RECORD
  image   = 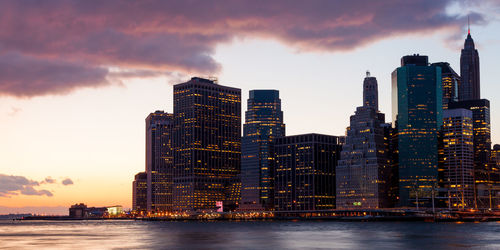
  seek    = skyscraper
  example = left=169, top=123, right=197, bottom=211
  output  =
left=489, top=145, right=500, bottom=208
left=392, top=54, right=443, bottom=207
left=460, top=26, right=480, bottom=101
left=449, top=99, right=491, bottom=208
left=173, top=77, right=241, bottom=212
left=274, top=134, right=343, bottom=211
left=132, top=172, right=147, bottom=213
left=240, top=90, right=285, bottom=211
left=145, top=111, right=174, bottom=212
left=336, top=73, right=394, bottom=209
left=441, top=109, right=474, bottom=209
left=431, top=62, right=460, bottom=109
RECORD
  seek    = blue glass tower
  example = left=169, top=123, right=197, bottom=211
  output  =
left=392, top=55, right=442, bottom=208
left=240, top=90, right=285, bottom=211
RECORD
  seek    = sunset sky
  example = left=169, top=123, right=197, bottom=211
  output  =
left=1, top=0, right=500, bottom=214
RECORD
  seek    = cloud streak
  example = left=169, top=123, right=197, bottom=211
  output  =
left=0, top=0, right=494, bottom=97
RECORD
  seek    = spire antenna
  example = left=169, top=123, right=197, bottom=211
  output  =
left=468, top=15, right=470, bottom=35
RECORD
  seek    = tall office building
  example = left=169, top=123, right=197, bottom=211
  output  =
left=240, top=90, right=285, bottom=211
left=431, top=62, right=460, bottom=109
left=392, top=54, right=443, bottom=207
left=274, top=134, right=343, bottom=211
left=336, top=73, right=394, bottom=209
left=449, top=99, right=491, bottom=208
left=441, top=109, right=474, bottom=209
left=460, top=27, right=480, bottom=101
left=146, top=111, right=174, bottom=212
left=173, top=77, right=241, bottom=212
left=132, top=172, right=148, bottom=213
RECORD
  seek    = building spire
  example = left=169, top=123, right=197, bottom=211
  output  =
left=468, top=15, right=470, bottom=35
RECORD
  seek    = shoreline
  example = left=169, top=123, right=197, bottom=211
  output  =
left=15, top=215, right=500, bottom=223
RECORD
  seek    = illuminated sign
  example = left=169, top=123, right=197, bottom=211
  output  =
left=216, top=201, right=223, bottom=212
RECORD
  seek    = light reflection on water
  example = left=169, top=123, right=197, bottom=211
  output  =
left=1, top=220, right=500, bottom=249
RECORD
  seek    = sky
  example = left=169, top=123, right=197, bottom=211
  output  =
left=1, top=0, right=500, bottom=215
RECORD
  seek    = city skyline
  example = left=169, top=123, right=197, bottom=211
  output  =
left=2, top=0, right=500, bottom=214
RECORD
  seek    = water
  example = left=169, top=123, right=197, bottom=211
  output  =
left=1, top=220, right=500, bottom=249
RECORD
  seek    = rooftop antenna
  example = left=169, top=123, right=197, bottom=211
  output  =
left=366, top=70, right=370, bottom=77
left=208, top=76, right=218, bottom=84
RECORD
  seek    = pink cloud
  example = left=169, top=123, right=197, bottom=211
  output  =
left=0, top=0, right=492, bottom=97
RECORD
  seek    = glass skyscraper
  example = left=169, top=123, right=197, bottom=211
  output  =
left=172, top=77, right=241, bottom=212
left=145, top=111, right=174, bottom=212
left=240, top=90, right=285, bottom=211
left=392, top=54, right=443, bottom=208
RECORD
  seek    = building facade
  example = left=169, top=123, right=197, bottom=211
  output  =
left=363, top=72, right=379, bottom=110
left=460, top=29, right=480, bottom=101
left=240, top=90, right=285, bottom=211
left=449, top=99, right=491, bottom=208
left=145, top=111, right=174, bottom=212
left=336, top=73, right=394, bottom=209
left=132, top=172, right=148, bottom=213
left=392, top=54, right=443, bottom=207
left=173, top=77, right=241, bottom=212
left=489, top=145, right=500, bottom=209
left=441, top=109, right=474, bottom=209
left=274, top=134, right=343, bottom=211
left=431, top=62, right=460, bottom=110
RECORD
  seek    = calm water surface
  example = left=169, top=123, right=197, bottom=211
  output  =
left=1, top=220, right=500, bottom=249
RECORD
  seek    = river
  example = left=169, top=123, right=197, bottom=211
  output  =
left=1, top=220, right=499, bottom=249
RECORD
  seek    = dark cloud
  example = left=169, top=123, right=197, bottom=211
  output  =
left=0, top=174, right=53, bottom=197
left=0, top=52, right=109, bottom=97
left=62, top=178, right=74, bottom=186
left=0, top=0, right=494, bottom=97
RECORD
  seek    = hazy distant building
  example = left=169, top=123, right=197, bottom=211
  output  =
left=173, top=77, right=241, bottom=212
left=449, top=99, right=491, bottom=208
left=274, top=134, right=343, bottom=211
left=460, top=28, right=480, bottom=101
left=146, top=111, right=174, bottom=212
left=336, top=73, right=394, bottom=209
left=240, top=90, right=285, bottom=211
left=432, top=62, right=460, bottom=109
left=441, top=109, right=474, bottom=209
left=132, top=172, right=147, bottom=213
left=392, top=54, right=443, bottom=207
